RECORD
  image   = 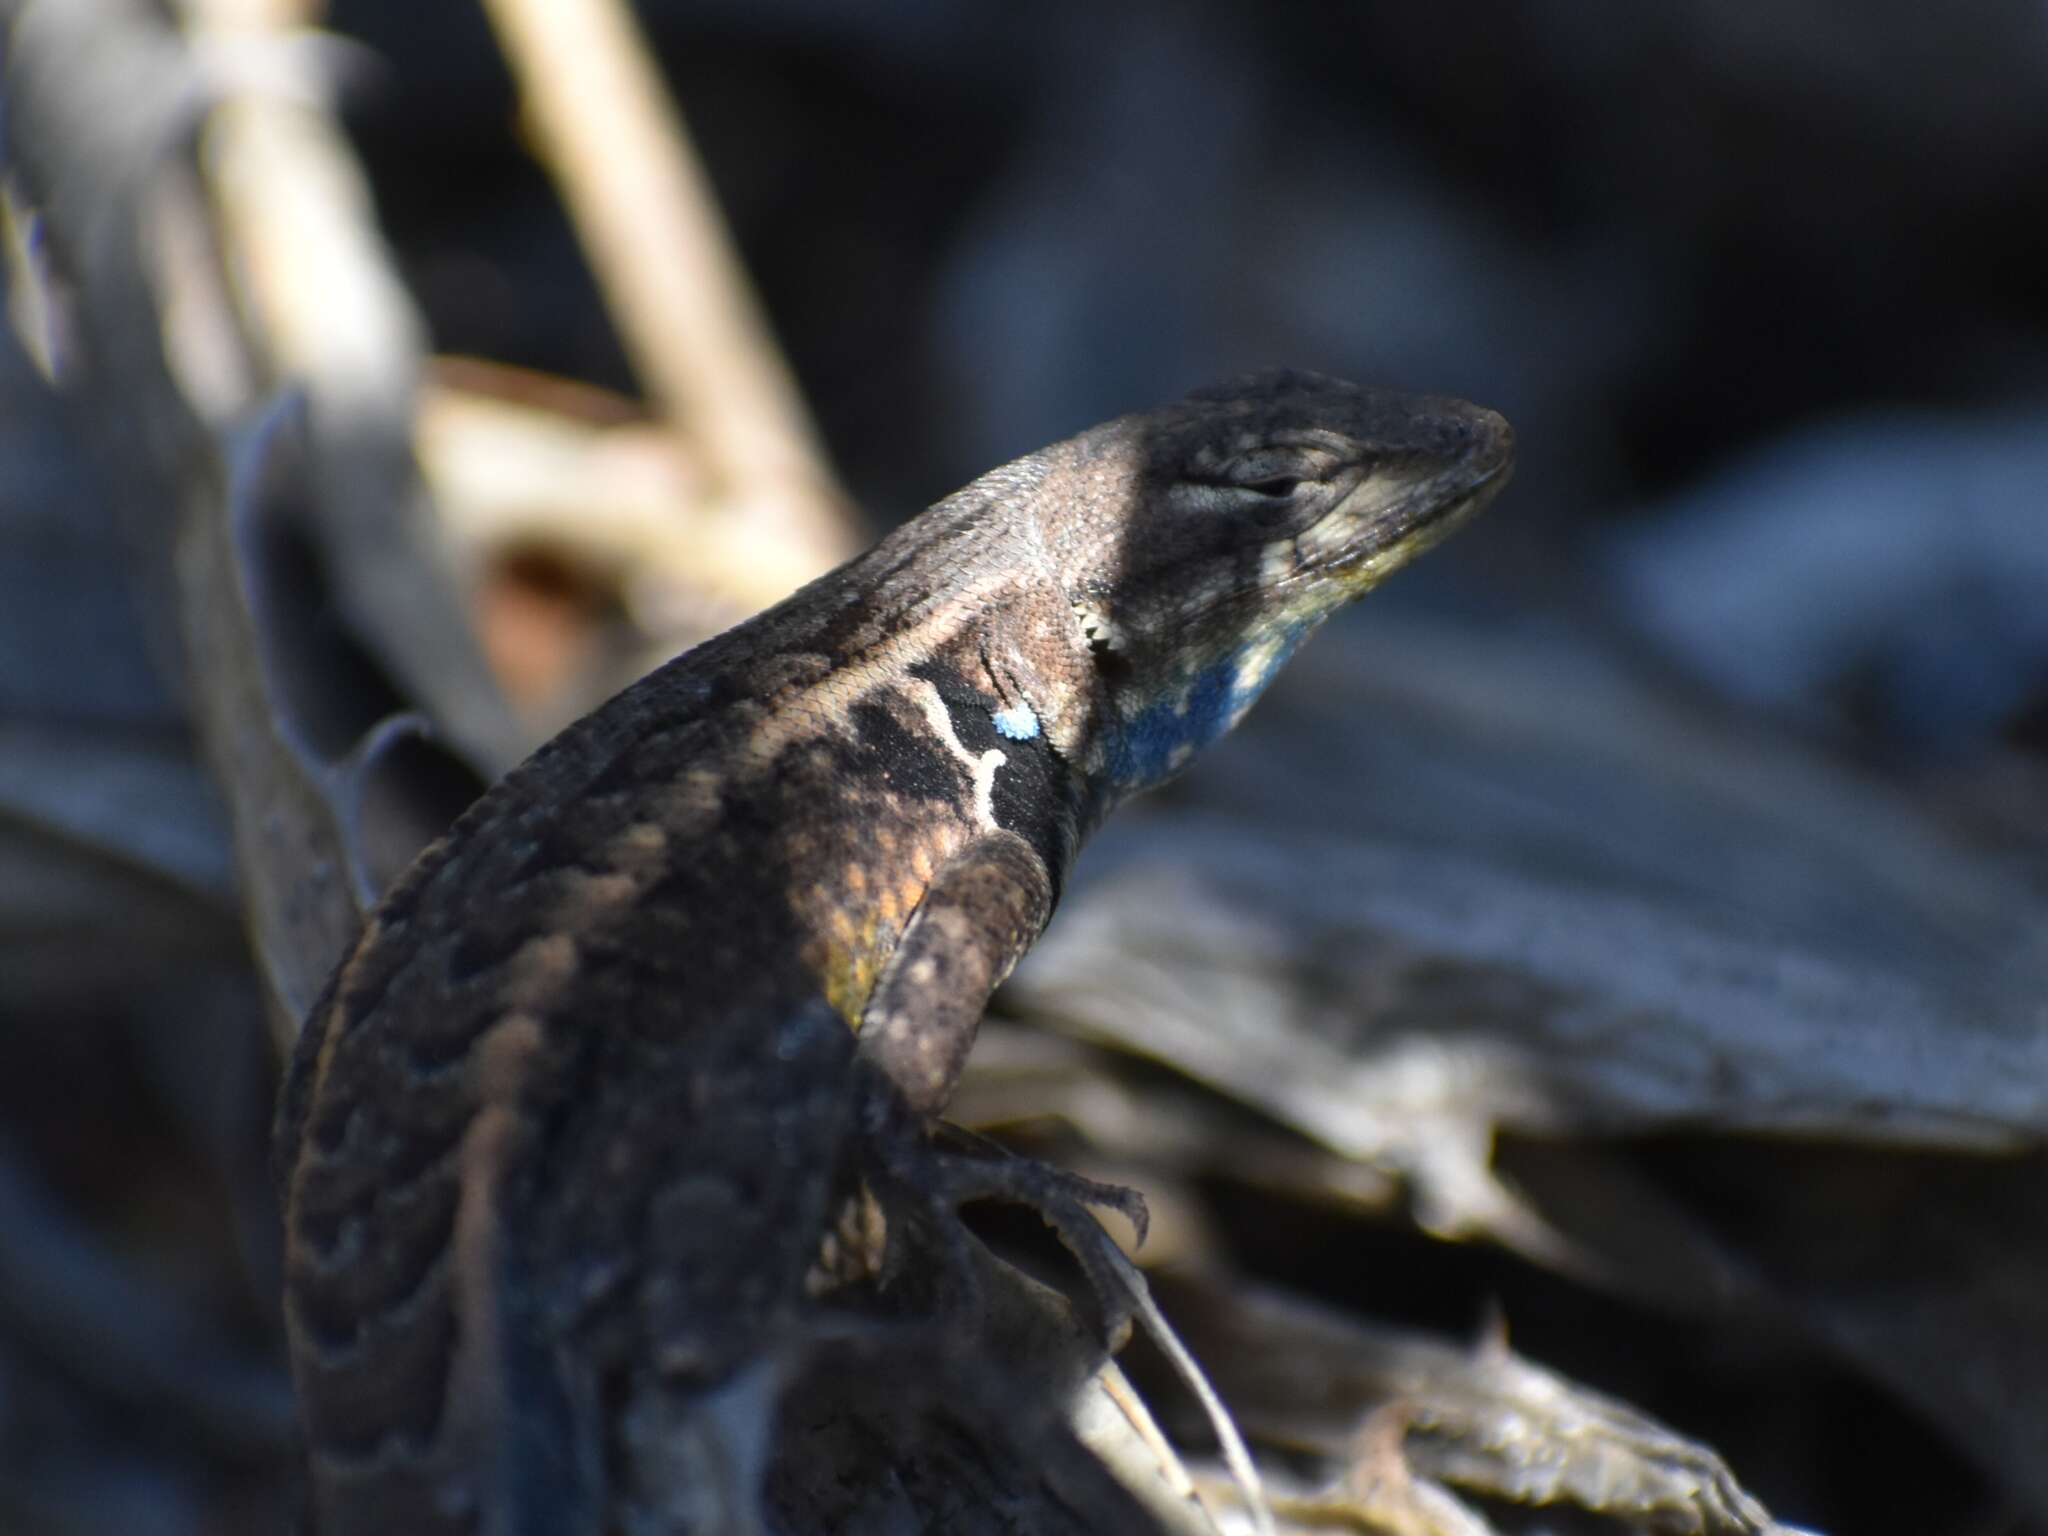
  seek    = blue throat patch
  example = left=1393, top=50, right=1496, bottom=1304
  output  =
left=1103, top=622, right=1313, bottom=793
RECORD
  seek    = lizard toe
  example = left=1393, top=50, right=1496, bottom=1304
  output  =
left=874, top=1122, right=1149, bottom=1348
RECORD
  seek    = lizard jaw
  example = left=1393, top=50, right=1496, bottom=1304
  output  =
left=1290, top=405, right=1515, bottom=599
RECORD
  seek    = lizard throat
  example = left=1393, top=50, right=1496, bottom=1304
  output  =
left=1094, top=619, right=1317, bottom=796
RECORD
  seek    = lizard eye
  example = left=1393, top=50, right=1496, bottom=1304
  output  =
left=1218, top=443, right=1337, bottom=497
left=1166, top=448, right=1332, bottom=519
left=1241, top=476, right=1303, bottom=498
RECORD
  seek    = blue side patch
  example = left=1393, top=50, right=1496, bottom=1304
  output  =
left=991, top=702, right=1040, bottom=740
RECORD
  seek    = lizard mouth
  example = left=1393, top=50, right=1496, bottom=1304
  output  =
left=1287, top=407, right=1514, bottom=593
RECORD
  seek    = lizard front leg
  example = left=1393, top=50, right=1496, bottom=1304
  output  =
left=853, top=828, right=1147, bottom=1334
left=858, top=828, right=1049, bottom=1122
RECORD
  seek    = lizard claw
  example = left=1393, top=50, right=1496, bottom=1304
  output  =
left=931, top=1121, right=1150, bottom=1246
left=866, top=1116, right=1150, bottom=1347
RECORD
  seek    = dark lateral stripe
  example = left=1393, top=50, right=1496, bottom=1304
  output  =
left=847, top=694, right=974, bottom=805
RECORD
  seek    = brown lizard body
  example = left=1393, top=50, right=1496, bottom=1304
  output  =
left=274, top=370, right=1513, bottom=1533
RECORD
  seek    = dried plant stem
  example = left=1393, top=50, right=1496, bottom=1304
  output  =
left=479, top=0, right=856, bottom=567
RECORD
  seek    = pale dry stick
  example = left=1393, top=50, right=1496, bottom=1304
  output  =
left=3, top=0, right=521, bottom=1038
left=1103, top=1246, right=1276, bottom=1536
left=174, top=0, right=526, bottom=776
left=479, top=0, right=859, bottom=590
left=186, top=0, right=315, bottom=27
left=3, top=0, right=349, bottom=1033
left=416, top=363, right=818, bottom=720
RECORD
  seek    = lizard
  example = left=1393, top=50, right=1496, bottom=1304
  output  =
left=273, top=368, right=1514, bottom=1535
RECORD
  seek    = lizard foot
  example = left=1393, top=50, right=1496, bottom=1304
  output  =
left=867, top=1116, right=1149, bottom=1347
left=854, top=1107, right=1276, bottom=1536
left=867, top=1123, right=1277, bottom=1536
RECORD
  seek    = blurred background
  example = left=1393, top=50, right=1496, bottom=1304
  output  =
left=353, top=0, right=2048, bottom=698
left=4, top=0, right=2048, bottom=1532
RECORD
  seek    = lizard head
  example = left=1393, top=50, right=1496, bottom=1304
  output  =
left=1052, top=368, right=1513, bottom=801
